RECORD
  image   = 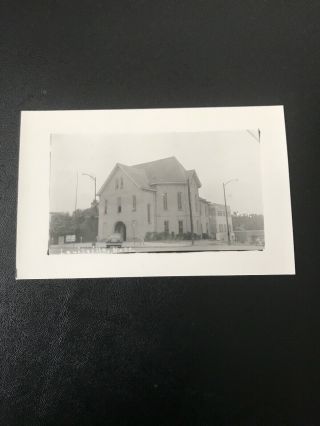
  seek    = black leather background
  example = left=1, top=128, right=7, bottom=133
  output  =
left=1, top=1, right=320, bottom=425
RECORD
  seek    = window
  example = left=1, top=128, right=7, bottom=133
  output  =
left=104, top=200, right=108, bottom=214
left=132, top=195, right=136, bottom=211
left=163, top=193, right=168, bottom=210
left=115, top=179, right=119, bottom=190
left=164, top=220, right=169, bottom=234
left=120, top=177, right=123, bottom=189
left=147, top=204, right=151, bottom=224
left=219, top=224, right=223, bottom=232
left=117, top=197, right=121, bottom=213
left=177, top=192, right=182, bottom=210
left=178, top=220, right=183, bottom=234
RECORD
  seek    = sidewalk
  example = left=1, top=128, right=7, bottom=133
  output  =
left=50, top=239, right=247, bottom=248
left=49, top=239, right=264, bottom=254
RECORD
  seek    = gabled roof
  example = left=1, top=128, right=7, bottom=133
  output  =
left=118, top=163, right=151, bottom=189
left=97, top=163, right=153, bottom=195
left=134, top=156, right=189, bottom=185
left=97, top=156, right=202, bottom=195
left=186, top=169, right=202, bottom=188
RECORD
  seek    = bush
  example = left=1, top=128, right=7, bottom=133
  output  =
left=145, top=231, right=171, bottom=241
left=145, top=232, right=201, bottom=241
left=145, top=232, right=157, bottom=241
left=182, top=232, right=200, bottom=240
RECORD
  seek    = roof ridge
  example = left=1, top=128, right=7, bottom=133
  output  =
left=132, top=156, right=177, bottom=168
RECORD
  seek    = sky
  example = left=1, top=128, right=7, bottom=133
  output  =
left=50, top=130, right=263, bottom=215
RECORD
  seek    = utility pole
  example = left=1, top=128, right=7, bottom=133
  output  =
left=222, top=179, right=238, bottom=245
left=82, top=173, right=97, bottom=202
left=187, top=177, right=195, bottom=245
left=74, top=171, right=78, bottom=213
left=223, top=182, right=231, bottom=245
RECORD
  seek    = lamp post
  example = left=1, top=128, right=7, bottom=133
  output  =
left=82, top=173, right=97, bottom=202
left=222, top=179, right=238, bottom=245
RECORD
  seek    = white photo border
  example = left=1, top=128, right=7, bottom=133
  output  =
left=16, top=106, right=295, bottom=279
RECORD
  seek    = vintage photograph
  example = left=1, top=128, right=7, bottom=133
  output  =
left=16, top=107, right=295, bottom=278
left=49, top=130, right=264, bottom=254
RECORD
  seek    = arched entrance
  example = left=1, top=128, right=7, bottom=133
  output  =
left=114, top=221, right=126, bottom=241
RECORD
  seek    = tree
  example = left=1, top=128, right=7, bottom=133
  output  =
left=49, top=203, right=99, bottom=244
left=49, top=212, right=75, bottom=243
left=232, top=213, right=264, bottom=231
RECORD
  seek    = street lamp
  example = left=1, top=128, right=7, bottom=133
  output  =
left=82, top=173, right=97, bottom=203
left=222, top=179, right=238, bottom=245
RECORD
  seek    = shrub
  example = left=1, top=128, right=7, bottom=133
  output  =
left=145, top=232, right=158, bottom=241
left=145, top=231, right=201, bottom=241
left=182, top=232, right=200, bottom=240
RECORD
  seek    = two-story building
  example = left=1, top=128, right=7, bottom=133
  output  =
left=97, top=156, right=233, bottom=242
left=97, top=157, right=209, bottom=241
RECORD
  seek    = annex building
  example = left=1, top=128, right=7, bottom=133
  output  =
left=97, top=157, right=233, bottom=242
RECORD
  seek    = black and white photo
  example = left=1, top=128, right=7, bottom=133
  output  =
left=49, top=131, right=265, bottom=254
left=16, top=106, right=295, bottom=278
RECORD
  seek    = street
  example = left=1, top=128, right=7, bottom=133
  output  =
left=48, top=240, right=264, bottom=254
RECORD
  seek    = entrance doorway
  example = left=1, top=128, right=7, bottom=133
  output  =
left=114, top=221, right=126, bottom=241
